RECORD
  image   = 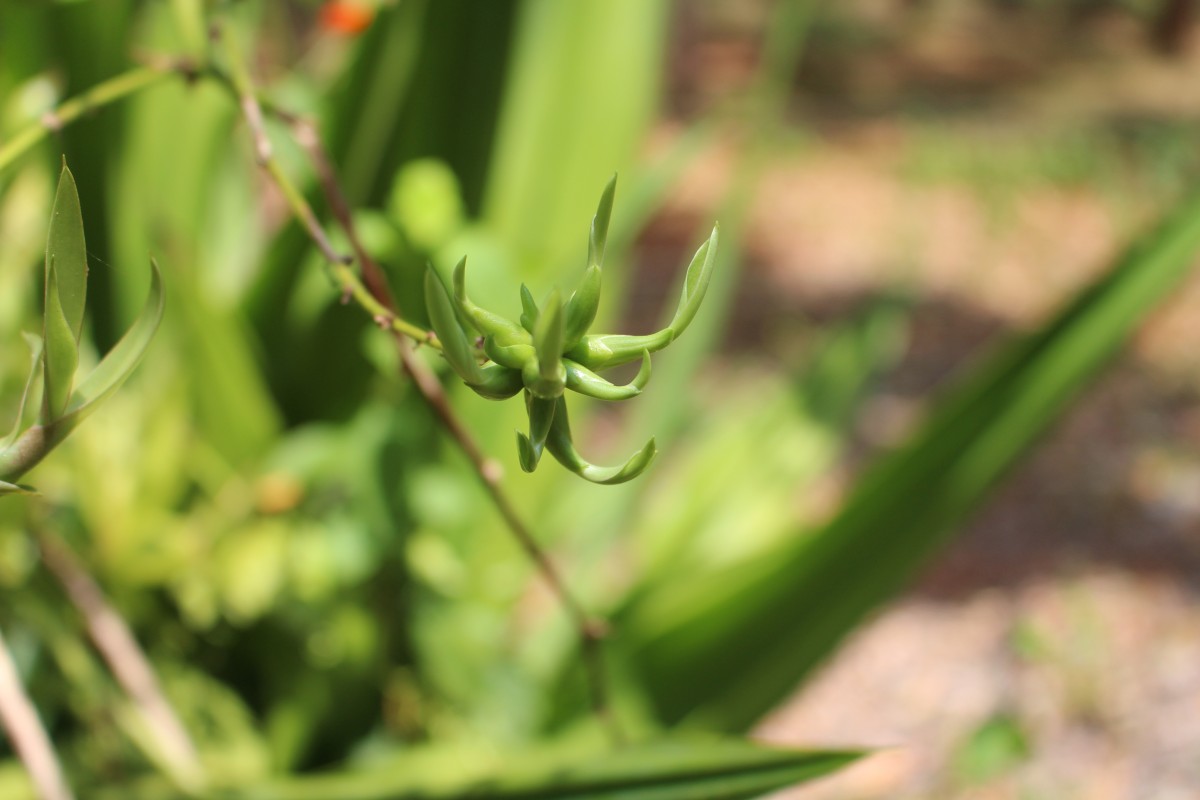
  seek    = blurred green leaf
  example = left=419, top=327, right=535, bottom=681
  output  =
left=0, top=480, right=36, bottom=496
left=234, top=737, right=863, bottom=800
left=952, top=714, right=1030, bottom=785
left=621, top=184, right=1200, bottom=732
left=3, top=334, right=43, bottom=449
left=45, top=162, right=87, bottom=340
left=50, top=260, right=164, bottom=442
left=41, top=163, right=88, bottom=421
left=41, top=261, right=79, bottom=421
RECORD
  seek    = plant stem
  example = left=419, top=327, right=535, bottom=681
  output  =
left=0, top=626, right=75, bottom=800
left=37, top=531, right=205, bottom=792
left=0, top=66, right=174, bottom=175
left=219, top=24, right=617, bottom=734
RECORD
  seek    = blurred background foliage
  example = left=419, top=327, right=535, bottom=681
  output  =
left=3, top=0, right=1200, bottom=797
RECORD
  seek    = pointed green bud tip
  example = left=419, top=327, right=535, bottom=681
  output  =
left=668, top=224, right=720, bottom=337
left=580, top=437, right=657, bottom=485
left=519, top=283, right=539, bottom=332
left=0, top=480, right=39, bottom=497
left=516, top=431, right=539, bottom=473
left=452, top=256, right=468, bottom=301
left=589, top=173, right=617, bottom=269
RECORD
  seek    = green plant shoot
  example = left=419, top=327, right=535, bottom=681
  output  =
left=424, top=176, right=719, bottom=484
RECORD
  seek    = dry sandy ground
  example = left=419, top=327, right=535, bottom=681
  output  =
left=653, top=3, right=1200, bottom=797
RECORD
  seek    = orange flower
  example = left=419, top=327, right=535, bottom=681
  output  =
left=319, top=2, right=374, bottom=36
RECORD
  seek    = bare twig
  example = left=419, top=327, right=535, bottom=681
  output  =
left=0, top=627, right=74, bottom=800
left=218, top=27, right=617, bottom=732
left=37, top=532, right=204, bottom=791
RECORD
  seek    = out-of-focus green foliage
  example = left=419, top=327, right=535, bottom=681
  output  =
left=2, top=1, right=1200, bottom=798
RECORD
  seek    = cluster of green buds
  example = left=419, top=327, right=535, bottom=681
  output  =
left=424, top=177, right=718, bottom=484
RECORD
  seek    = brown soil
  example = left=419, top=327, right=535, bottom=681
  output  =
left=651, top=2, right=1200, bottom=797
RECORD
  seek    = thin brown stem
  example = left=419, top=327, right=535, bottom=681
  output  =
left=37, top=532, right=204, bottom=791
left=0, top=627, right=75, bottom=800
left=219, top=28, right=616, bottom=733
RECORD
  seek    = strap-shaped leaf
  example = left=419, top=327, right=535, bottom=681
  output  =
left=545, top=397, right=657, bottom=485
left=46, top=162, right=88, bottom=342
left=42, top=261, right=79, bottom=422
left=234, top=736, right=863, bottom=799
left=564, top=351, right=651, bottom=401
left=424, top=265, right=485, bottom=385
left=51, top=260, right=165, bottom=441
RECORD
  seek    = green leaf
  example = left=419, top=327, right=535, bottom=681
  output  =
left=667, top=224, right=719, bottom=337
left=46, top=161, right=88, bottom=342
left=519, top=283, right=540, bottom=332
left=620, top=185, right=1200, bottom=731
left=546, top=398, right=657, bottom=485
left=49, top=260, right=165, bottom=443
left=233, top=736, right=863, bottom=800
left=41, top=261, right=79, bottom=422
left=564, top=351, right=651, bottom=401
left=425, top=264, right=485, bottom=385
left=0, top=481, right=38, bottom=497
left=588, top=174, right=617, bottom=270
left=532, top=289, right=565, bottom=385
left=2, top=334, right=43, bottom=450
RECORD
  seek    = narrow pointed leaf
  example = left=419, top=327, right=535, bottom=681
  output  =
left=567, top=330, right=673, bottom=371
left=526, top=394, right=556, bottom=452
left=3, top=334, right=43, bottom=449
left=46, top=162, right=88, bottom=341
left=520, top=283, right=540, bottom=332
left=42, top=262, right=79, bottom=422
left=667, top=224, right=719, bottom=336
left=516, top=432, right=540, bottom=473
left=0, top=481, right=38, bottom=497
left=563, top=264, right=602, bottom=348
left=425, top=266, right=485, bottom=384
left=453, top=257, right=531, bottom=347
left=588, top=173, right=617, bottom=270
left=564, top=351, right=651, bottom=400
left=533, top=289, right=565, bottom=383
left=546, top=398, right=657, bottom=484
left=52, top=261, right=165, bottom=440
left=235, top=736, right=863, bottom=799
